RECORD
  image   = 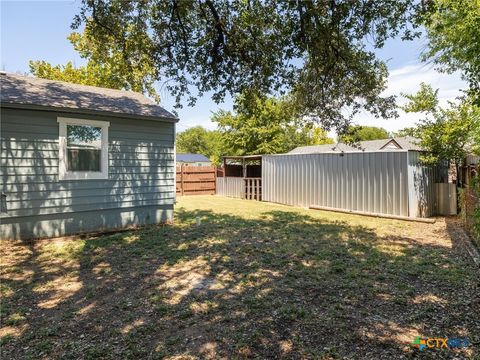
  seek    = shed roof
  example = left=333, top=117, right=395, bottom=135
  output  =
left=223, top=155, right=263, bottom=160
left=289, top=136, right=422, bottom=154
left=176, top=153, right=210, bottom=162
left=0, top=73, right=178, bottom=122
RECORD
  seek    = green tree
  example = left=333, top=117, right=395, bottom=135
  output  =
left=420, top=0, right=480, bottom=103
left=401, top=83, right=439, bottom=113
left=73, top=0, right=421, bottom=130
left=392, top=127, right=417, bottom=138
left=310, top=127, right=335, bottom=146
left=339, top=125, right=390, bottom=143
left=176, top=126, right=226, bottom=165
left=212, top=93, right=333, bottom=155
left=30, top=22, right=159, bottom=101
left=473, top=120, right=480, bottom=156
left=401, top=83, right=479, bottom=180
left=29, top=60, right=122, bottom=89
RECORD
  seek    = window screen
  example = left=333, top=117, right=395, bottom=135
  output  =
left=66, top=125, right=102, bottom=172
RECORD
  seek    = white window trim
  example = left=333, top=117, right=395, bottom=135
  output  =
left=58, top=117, right=110, bottom=180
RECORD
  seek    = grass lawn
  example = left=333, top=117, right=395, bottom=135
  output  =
left=1, top=196, right=479, bottom=359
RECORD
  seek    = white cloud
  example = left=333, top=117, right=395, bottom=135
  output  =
left=352, top=63, right=467, bottom=133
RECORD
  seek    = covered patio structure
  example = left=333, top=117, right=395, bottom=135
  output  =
left=217, top=155, right=262, bottom=200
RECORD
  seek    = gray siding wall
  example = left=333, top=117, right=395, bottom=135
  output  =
left=1, top=108, right=175, bottom=239
left=262, top=152, right=410, bottom=217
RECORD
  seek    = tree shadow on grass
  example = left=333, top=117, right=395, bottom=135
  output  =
left=1, top=207, right=478, bottom=359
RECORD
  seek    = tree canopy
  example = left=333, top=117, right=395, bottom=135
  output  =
left=339, top=125, right=390, bottom=143
left=30, top=25, right=160, bottom=101
left=176, top=126, right=225, bottom=165
left=420, top=0, right=480, bottom=103
left=212, top=93, right=333, bottom=155
left=401, top=83, right=479, bottom=168
left=392, top=127, right=416, bottom=138
left=177, top=94, right=334, bottom=161
left=73, top=0, right=421, bottom=131
left=29, top=60, right=122, bottom=90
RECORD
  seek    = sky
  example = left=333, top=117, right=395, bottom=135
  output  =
left=1, top=0, right=467, bottom=136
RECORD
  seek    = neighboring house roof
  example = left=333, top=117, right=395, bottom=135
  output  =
left=388, top=136, right=423, bottom=151
left=176, top=153, right=211, bottom=162
left=0, top=73, right=178, bottom=122
left=289, top=136, right=422, bottom=154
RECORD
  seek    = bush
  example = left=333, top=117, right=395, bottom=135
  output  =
left=462, top=172, right=480, bottom=247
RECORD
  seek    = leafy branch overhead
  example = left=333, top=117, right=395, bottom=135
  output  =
left=29, top=22, right=160, bottom=102
left=176, top=95, right=335, bottom=164
left=212, top=93, right=334, bottom=156
left=401, top=83, right=480, bottom=168
left=74, top=0, right=422, bottom=130
left=420, top=0, right=480, bottom=104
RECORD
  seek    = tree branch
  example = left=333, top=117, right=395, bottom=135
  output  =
left=204, top=0, right=225, bottom=65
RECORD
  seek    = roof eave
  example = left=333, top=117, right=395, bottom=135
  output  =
left=380, top=138, right=402, bottom=150
left=0, top=102, right=179, bottom=123
left=265, top=149, right=410, bottom=156
left=222, top=155, right=263, bottom=159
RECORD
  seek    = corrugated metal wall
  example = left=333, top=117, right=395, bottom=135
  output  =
left=435, top=183, right=457, bottom=215
left=407, top=151, right=448, bottom=217
left=216, top=177, right=244, bottom=198
left=262, top=152, right=410, bottom=217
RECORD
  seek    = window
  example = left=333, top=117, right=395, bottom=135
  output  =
left=58, top=117, right=109, bottom=180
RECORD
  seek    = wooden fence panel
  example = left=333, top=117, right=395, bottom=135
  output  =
left=176, top=165, right=216, bottom=196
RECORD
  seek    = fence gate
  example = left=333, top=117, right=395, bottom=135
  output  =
left=244, top=178, right=262, bottom=200
left=176, top=165, right=216, bottom=195
left=435, top=183, right=457, bottom=215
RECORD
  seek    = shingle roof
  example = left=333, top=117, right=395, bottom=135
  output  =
left=391, top=137, right=423, bottom=151
left=289, top=136, right=422, bottom=154
left=0, top=73, right=178, bottom=122
left=176, top=153, right=211, bottom=162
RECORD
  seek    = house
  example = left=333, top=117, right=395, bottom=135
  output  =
left=176, top=153, right=211, bottom=166
left=289, top=136, right=422, bottom=154
left=0, top=73, right=178, bottom=240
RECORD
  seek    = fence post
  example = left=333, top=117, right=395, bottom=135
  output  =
left=181, top=164, right=185, bottom=196
left=214, top=165, right=217, bottom=195
left=242, top=178, right=246, bottom=199
left=252, top=179, right=255, bottom=200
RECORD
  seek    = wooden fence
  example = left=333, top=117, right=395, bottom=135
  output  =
left=176, top=165, right=216, bottom=196
left=463, top=186, right=479, bottom=246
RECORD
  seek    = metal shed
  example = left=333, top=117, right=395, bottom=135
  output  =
left=262, top=150, right=449, bottom=218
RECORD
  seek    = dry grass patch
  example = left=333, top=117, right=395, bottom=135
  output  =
left=1, top=196, right=478, bottom=359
